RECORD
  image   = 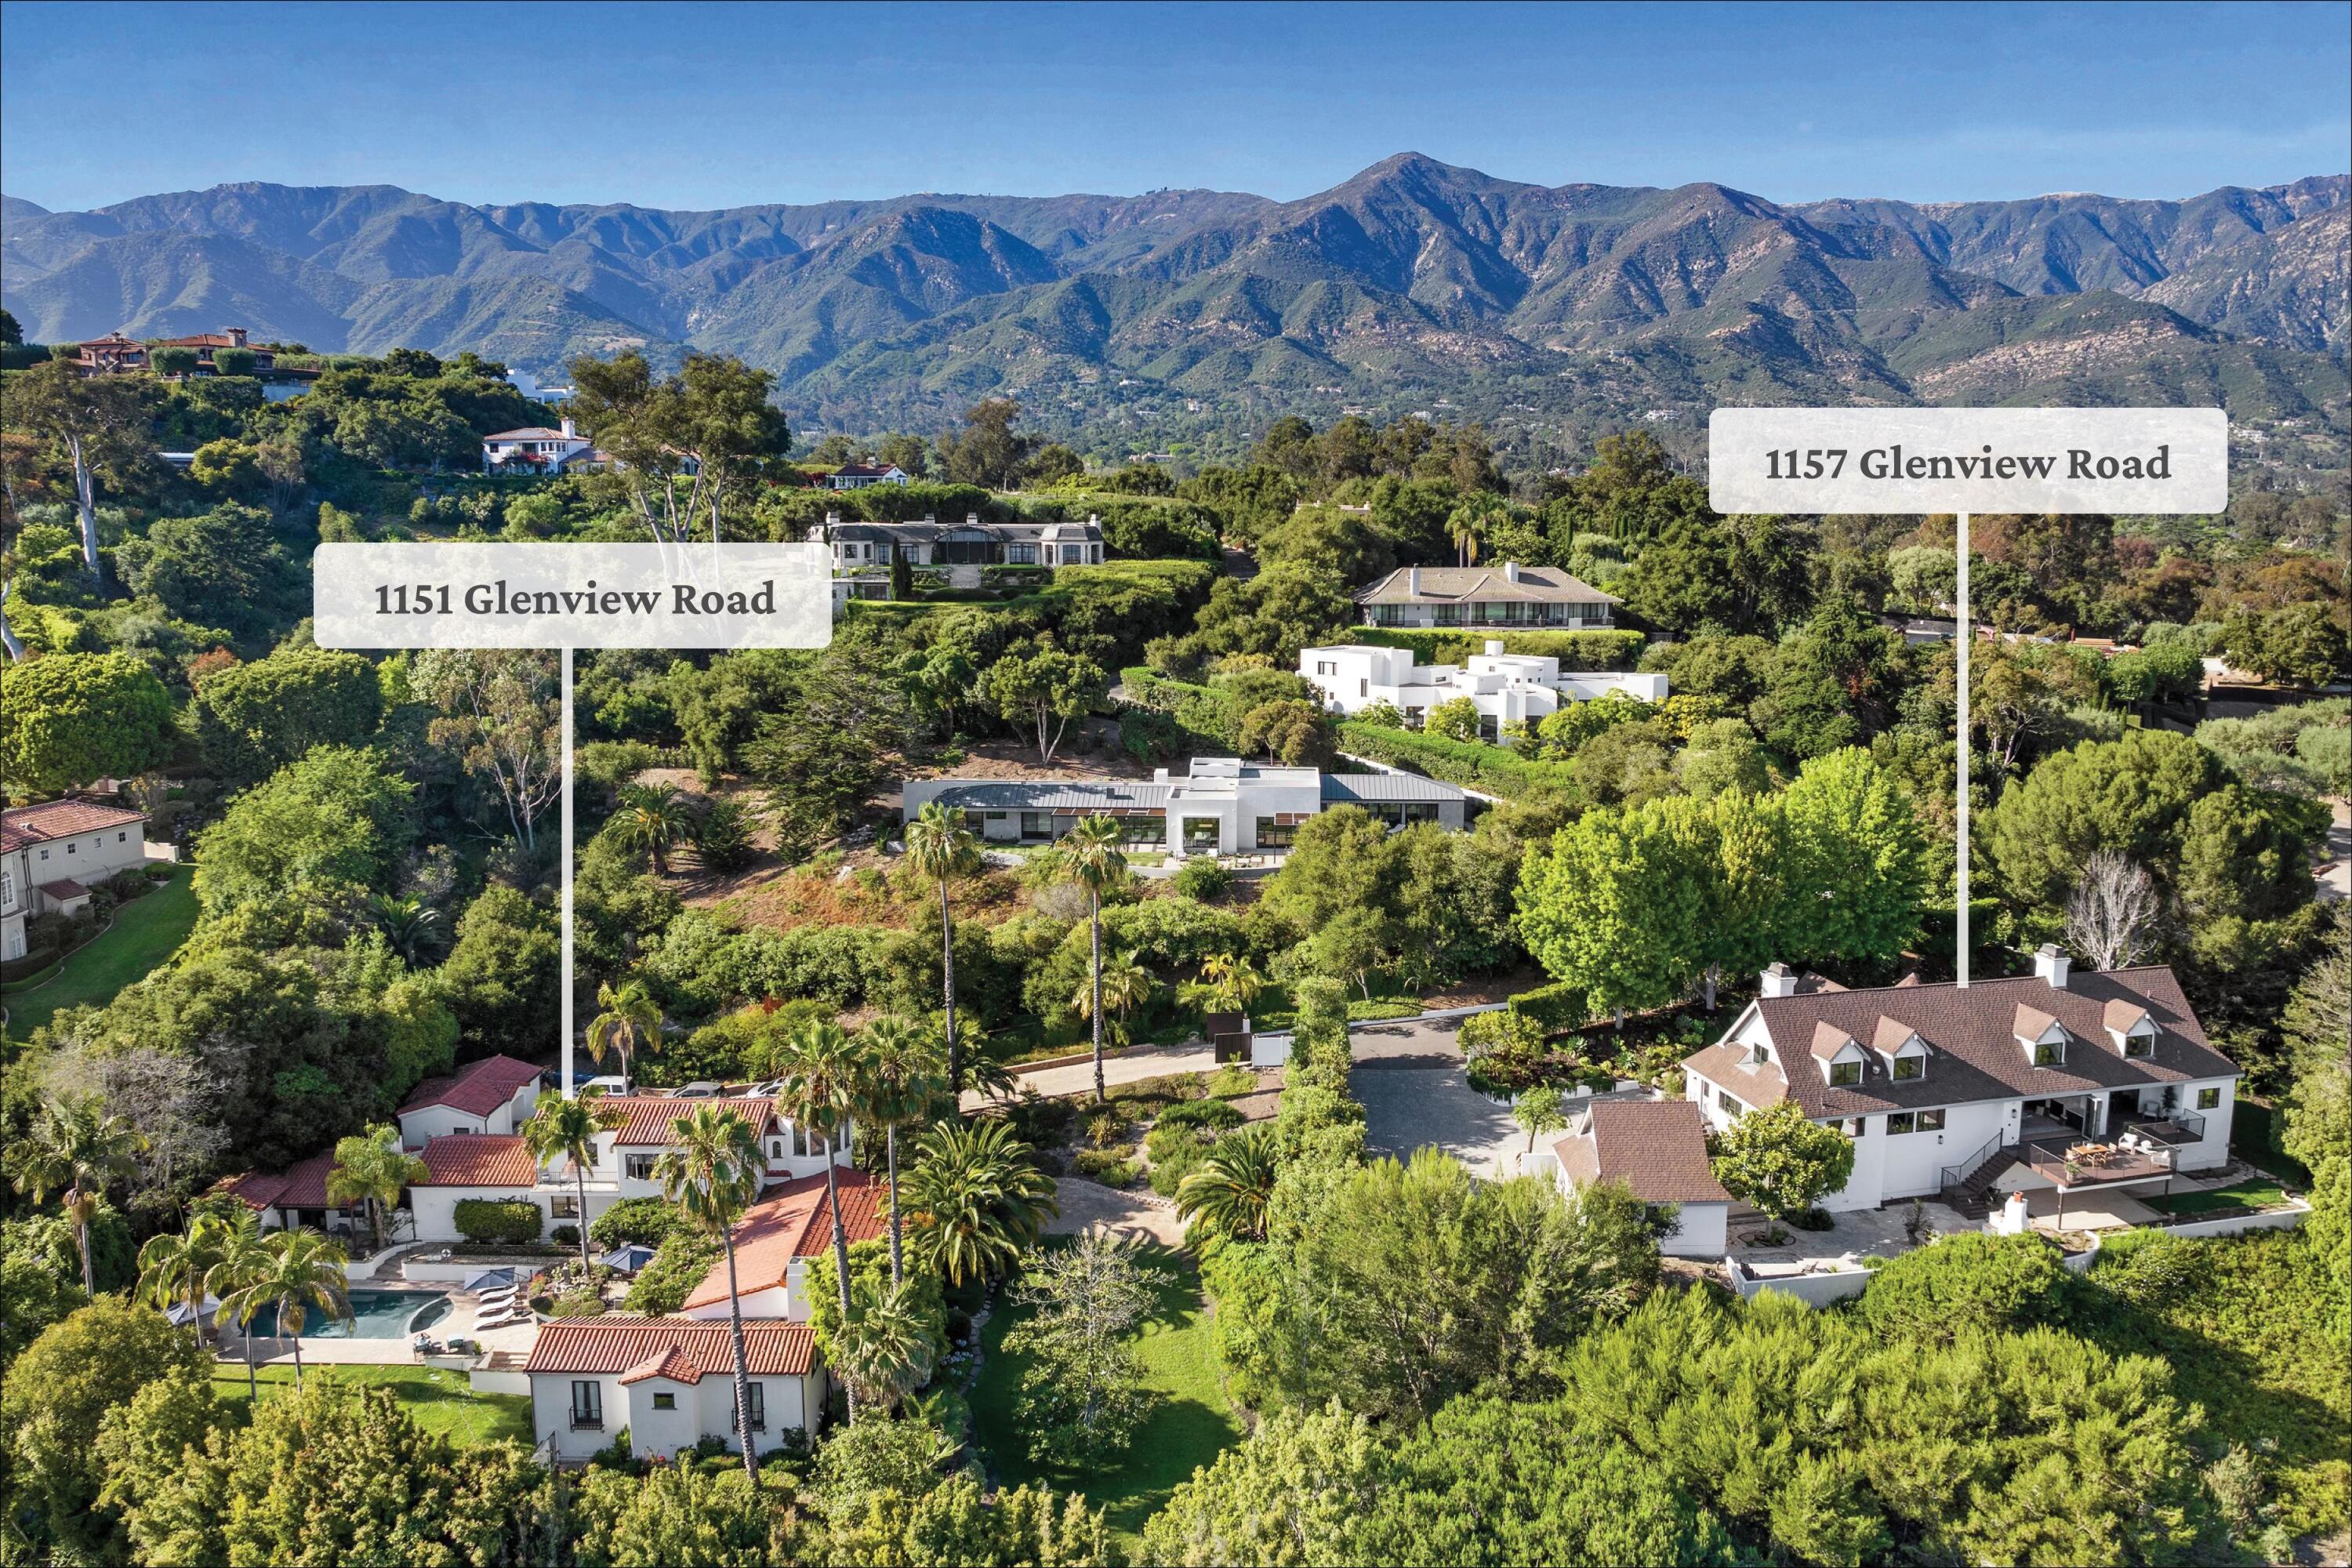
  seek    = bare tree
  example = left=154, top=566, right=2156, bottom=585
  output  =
left=2065, top=850, right=2161, bottom=971
left=43, top=1042, right=229, bottom=1217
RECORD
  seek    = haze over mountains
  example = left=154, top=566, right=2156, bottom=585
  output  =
left=4, top=154, right=2345, bottom=435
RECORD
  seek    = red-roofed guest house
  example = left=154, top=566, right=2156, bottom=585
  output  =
left=397, top=1054, right=546, bottom=1144
left=678, top=1170, right=891, bottom=1322
left=524, top=1319, right=822, bottom=1461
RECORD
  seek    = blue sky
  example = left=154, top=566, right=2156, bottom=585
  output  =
left=3, top=2, right=2346, bottom=211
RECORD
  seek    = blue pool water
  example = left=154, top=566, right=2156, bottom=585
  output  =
left=247, top=1288, right=453, bottom=1339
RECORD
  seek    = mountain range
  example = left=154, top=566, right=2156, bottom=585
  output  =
left=4, top=154, right=2346, bottom=438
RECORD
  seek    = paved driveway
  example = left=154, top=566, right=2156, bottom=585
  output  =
left=1349, top=1017, right=1525, bottom=1178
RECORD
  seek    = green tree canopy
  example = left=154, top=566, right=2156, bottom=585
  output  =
left=0, top=650, right=174, bottom=793
left=189, top=648, right=383, bottom=786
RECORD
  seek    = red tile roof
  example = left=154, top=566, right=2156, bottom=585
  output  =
left=601, top=1095, right=777, bottom=1146
left=213, top=1151, right=352, bottom=1212
left=620, top=1345, right=706, bottom=1385
left=415, top=1134, right=542, bottom=1188
left=1682, top=967, right=2233, bottom=1120
left=1, top=798, right=147, bottom=848
left=401, top=1054, right=544, bottom=1118
left=524, top=1319, right=815, bottom=1377
left=37, top=878, right=90, bottom=901
left=1553, top=1099, right=1730, bottom=1205
left=681, top=1171, right=887, bottom=1312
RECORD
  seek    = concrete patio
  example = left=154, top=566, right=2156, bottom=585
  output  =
left=1730, top=1198, right=1973, bottom=1273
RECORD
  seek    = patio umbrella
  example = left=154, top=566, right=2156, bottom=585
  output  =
left=597, top=1244, right=655, bottom=1273
left=165, top=1296, right=222, bottom=1327
left=463, top=1268, right=517, bottom=1291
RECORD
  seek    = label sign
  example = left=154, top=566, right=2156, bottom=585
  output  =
left=1708, top=407, right=2227, bottom=514
left=314, top=542, right=833, bottom=649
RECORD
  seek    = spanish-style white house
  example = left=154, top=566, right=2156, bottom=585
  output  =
left=481, top=419, right=601, bottom=472
left=902, top=756, right=1468, bottom=858
left=524, top=1319, right=824, bottom=1461
left=1, top=797, right=152, bottom=957
left=396, top=1054, right=545, bottom=1145
left=1356, top=561, right=1619, bottom=630
left=1682, top=950, right=2239, bottom=1215
left=1550, top=1098, right=1731, bottom=1258
left=1298, top=641, right=1668, bottom=740
left=213, top=1152, right=364, bottom=1237
left=405, top=1093, right=855, bottom=1243
left=678, top=1169, right=890, bottom=1322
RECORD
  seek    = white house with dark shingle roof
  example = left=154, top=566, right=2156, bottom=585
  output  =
left=1682, top=949, right=2239, bottom=1214
left=1552, top=1098, right=1730, bottom=1257
left=1355, top=561, right=1618, bottom=630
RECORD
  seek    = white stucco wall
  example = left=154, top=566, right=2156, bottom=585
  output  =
left=532, top=1371, right=821, bottom=1461
left=1661, top=1200, right=1728, bottom=1258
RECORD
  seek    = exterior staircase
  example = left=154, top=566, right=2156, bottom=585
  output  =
left=1939, top=1135, right=2017, bottom=1220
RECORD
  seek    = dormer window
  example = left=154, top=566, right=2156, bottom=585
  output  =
left=1893, top=1056, right=1923, bottom=1081
left=1829, top=1061, right=1861, bottom=1087
left=2015, top=1004, right=2069, bottom=1067
left=2034, top=1038, right=2064, bottom=1066
left=2104, top=999, right=2158, bottom=1059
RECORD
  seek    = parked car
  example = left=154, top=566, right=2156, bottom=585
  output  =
left=669, top=1081, right=724, bottom=1099
left=579, top=1074, right=631, bottom=1098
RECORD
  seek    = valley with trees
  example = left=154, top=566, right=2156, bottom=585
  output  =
left=0, top=156, right=2347, bottom=1568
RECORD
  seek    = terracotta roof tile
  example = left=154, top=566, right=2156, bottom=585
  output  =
left=603, top=1095, right=776, bottom=1146
left=401, top=1054, right=543, bottom=1118
left=2, top=799, right=147, bottom=845
left=681, top=1171, right=887, bottom=1312
left=416, top=1134, right=541, bottom=1187
left=211, top=1151, right=350, bottom=1212
left=619, top=1345, right=706, bottom=1385
left=524, top=1319, right=814, bottom=1377
left=1553, top=1099, right=1729, bottom=1204
left=1683, top=967, right=2233, bottom=1120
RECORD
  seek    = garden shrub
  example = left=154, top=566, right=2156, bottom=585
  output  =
left=1171, top=859, right=1231, bottom=900
left=1509, top=980, right=1592, bottom=1033
left=1205, top=1064, right=1258, bottom=1098
left=1157, top=1098, right=1243, bottom=1133
left=1855, top=1232, right=2068, bottom=1342
left=588, top=1197, right=684, bottom=1250
left=550, top=1224, right=581, bottom=1247
left=452, top=1199, right=543, bottom=1245
left=1336, top=720, right=1579, bottom=800
left=623, top=1231, right=724, bottom=1315
left=1073, top=1149, right=1138, bottom=1188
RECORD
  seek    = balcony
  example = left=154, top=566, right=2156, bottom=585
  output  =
left=2020, top=1135, right=2175, bottom=1189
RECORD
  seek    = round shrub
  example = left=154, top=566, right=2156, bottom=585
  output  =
left=1172, top=859, right=1231, bottom=900
left=1856, top=1232, right=2068, bottom=1341
left=1157, top=1098, right=1243, bottom=1133
left=452, top=1198, right=544, bottom=1246
left=588, top=1197, right=683, bottom=1250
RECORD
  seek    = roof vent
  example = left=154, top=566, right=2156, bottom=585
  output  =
left=1485, top=639, right=1505, bottom=657
left=2034, top=943, right=2071, bottom=989
left=967, top=512, right=980, bottom=526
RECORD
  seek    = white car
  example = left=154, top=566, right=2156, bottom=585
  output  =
left=578, top=1074, right=631, bottom=1098
left=669, top=1081, right=725, bottom=1099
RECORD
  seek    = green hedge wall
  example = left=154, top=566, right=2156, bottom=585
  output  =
left=1335, top=720, right=1578, bottom=800
left=452, top=1199, right=544, bottom=1245
left=1351, top=626, right=1645, bottom=670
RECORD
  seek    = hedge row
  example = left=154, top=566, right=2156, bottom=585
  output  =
left=1351, top=626, right=1646, bottom=670
left=1508, top=979, right=1592, bottom=1033
left=1120, top=666, right=1249, bottom=751
left=1335, top=720, right=1579, bottom=799
left=452, top=1199, right=544, bottom=1245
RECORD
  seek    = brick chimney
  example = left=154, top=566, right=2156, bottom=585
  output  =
left=2034, top=944, right=2071, bottom=989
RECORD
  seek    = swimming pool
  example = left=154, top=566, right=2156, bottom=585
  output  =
left=246, top=1288, right=454, bottom=1339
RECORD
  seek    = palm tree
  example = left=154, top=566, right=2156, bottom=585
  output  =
left=524, top=1091, right=622, bottom=1272
left=1199, top=952, right=1265, bottom=1014
left=222, top=1228, right=351, bottom=1389
left=611, top=782, right=691, bottom=874
left=1045, top=815, right=1128, bottom=1103
left=652, top=1104, right=766, bottom=1479
left=5, top=1094, right=147, bottom=1295
left=1073, top=950, right=1154, bottom=1051
left=832, top=1275, right=938, bottom=1420
left=1175, top=1126, right=1279, bottom=1243
left=856, top=1016, right=941, bottom=1286
left=1446, top=492, right=1506, bottom=568
left=368, top=892, right=443, bottom=964
left=325, top=1123, right=426, bottom=1254
left=585, top=977, right=663, bottom=1091
left=137, top=1210, right=228, bottom=1350
left=903, top=802, right=981, bottom=1094
left=206, top=1207, right=273, bottom=1402
left=899, top=1119, right=1058, bottom=1288
left=773, top=1021, right=867, bottom=1370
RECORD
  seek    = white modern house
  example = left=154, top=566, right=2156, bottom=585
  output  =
left=1356, top=561, right=1619, bottom=630
left=396, top=1054, right=545, bottom=1145
left=809, top=512, right=1105, bottom=571
left=524, top=1319, right=824, bottom=1461
left=902, top=756, right=1468, bottom=858
left=1, top=798, right=151, bottom=952
left=404, top=1092, right=855, bottom=1243
left=1298, top=641, right=1668, bottom=740
left=1682, top=950, right=2239, bottom=1215
left=1550, top=1098, right=1731, bottom=1258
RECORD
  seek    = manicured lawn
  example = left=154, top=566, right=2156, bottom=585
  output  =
left=2147, top=1178, right=2295, bottom=1216
left=4, top=866, right=198, bottom=1035
left=210, top=1361, right=533, bottom=1446
left=970, top=1243, right=1241, bottom=1547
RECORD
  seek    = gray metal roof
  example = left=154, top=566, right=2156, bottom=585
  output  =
left=931, top=781, right=1171, bottom=811
left=1319, top=772, right=1466, bottom=804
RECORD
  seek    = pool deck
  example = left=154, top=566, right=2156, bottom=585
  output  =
left=224, top=1283, right=543, bottom=1367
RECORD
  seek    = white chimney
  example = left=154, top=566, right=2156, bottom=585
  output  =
left=825, top=510, right=840, bottom=528
left=1409, top=566, right=1422, bottom=595
left=967, top=512, right=980, bottom=526
left=1504, top=560, right=1521, bottom=583
left=2034, top=944, right=2071, bottom=989
left=1759, top=962, right=1797, bottom=999
left=1485, top=639, right=1505, bottom=657
left=559, top=416, right=577, bottom=439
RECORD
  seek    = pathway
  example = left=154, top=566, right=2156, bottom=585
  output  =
left=963, top=1040, right=1217, bottom=1112
left=1047, top=1176, right=1188, bottom=1247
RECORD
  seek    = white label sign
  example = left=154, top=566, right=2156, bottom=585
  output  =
left=1708, top=407, right=2227, bottom=514
left=314, top=542, right=833, bottom=649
